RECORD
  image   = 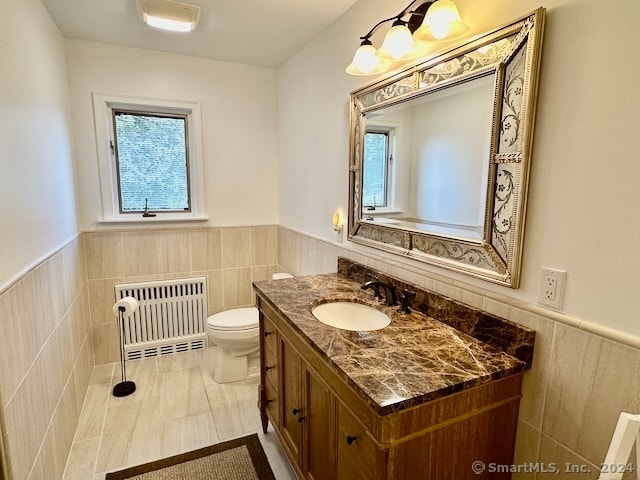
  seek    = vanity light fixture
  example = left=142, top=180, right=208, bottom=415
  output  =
left=137, top=0, right=201, bottom=33
left=346, top=0, right=469, bottom=76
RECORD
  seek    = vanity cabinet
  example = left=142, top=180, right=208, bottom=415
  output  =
left=257, top=294, right=523, bottom=480
left=260, top=311, right=336, bottom=480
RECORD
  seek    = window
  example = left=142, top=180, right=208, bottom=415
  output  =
left=113, top=110, right=190, bottom=213
left=363, top=129, right=394, bottom=209
left=93, top=93, right=206, bottom=223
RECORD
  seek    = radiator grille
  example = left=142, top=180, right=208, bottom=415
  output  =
left=115, top=277, right=208, bottom=360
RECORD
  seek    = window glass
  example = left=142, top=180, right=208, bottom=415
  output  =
left=363, top=131, right=388, bottom=207
left=113, top=111, right=190, bottom=213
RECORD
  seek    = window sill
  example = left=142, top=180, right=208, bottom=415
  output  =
left=97, top=215, right=210, bottom=225
left=364, top=209, right=404, bottom=216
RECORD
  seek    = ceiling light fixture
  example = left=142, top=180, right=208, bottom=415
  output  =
left=137, top=0, right=200, bottom=33
left=346, top=0, right=469, bottom=76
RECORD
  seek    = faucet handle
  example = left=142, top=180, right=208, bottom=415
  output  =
left=382, top=283, right=397, bottom=307
left=398, top=289, right=416, bottom=314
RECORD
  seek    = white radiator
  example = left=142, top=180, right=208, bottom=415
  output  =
left=115, top=277, right=208, bottom=360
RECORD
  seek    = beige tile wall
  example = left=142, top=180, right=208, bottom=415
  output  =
left=0, top=225, right=280, bottom=479
left=0, top=237, right=93, bottom=480
left=278, top=226, right=640, bottom=480
left=84, top=226, right=279, bottom=365
left=6, top=225, right=632, bottom=479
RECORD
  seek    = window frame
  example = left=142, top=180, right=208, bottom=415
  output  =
left=363, top=129, right=390, bottom=208
left=93, top=92, right=207, bottom=223
left=112, top=109, right=192, bottom=214
left=362, top=125, right=397, bottom=212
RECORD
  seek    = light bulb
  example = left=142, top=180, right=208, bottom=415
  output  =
left=346, top=44, right=387, bottom=75
left=413, top=0, right=469, bottom=42
left=429, top=22, right=451, bottom=40
left=379, top=24, right=415, bottom=60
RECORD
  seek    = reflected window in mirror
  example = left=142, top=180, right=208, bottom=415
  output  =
left=363, top=129, right=393, bottom=210
left=361, top=77, right=494, bottom=239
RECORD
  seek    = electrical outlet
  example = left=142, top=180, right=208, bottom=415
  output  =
left=543, top=275, right=557, bottom=301
left=538, top=268, right=567, bottom=309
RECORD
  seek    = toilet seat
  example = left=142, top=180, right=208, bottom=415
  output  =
left=207, top=307, right=258, bottom=331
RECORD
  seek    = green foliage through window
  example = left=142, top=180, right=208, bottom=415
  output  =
left=114, top=111, right=190, bottom=213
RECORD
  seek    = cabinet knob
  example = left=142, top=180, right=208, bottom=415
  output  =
left=297, top=416, right=306, bottom=423
left=264, top=330, right=272, bottom=337
left=292, top=408, right=301, bottom=415
left=346, top=435, right=357, bottom=445
left=265, top=365, right=274, bottom=371
left=265, top=398, right=273, bottom=405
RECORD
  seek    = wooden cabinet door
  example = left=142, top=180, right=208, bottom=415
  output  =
left=304, top=367, right=336, bottom=480
left=337, top=451, right=369, bottom=480
left=280, top=338, right=304, bottom=467
left=278, top=334, right=336, bottom=480
left=337, top=402, right=385, bottom=480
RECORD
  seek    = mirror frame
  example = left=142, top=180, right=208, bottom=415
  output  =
left=348, top=8, right=545, bottom=288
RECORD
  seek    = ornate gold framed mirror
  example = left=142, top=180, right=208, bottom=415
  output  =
left=348, top=8, right=545, bottom=288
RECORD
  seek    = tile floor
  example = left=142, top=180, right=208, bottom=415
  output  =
left=62, top=348, right=296, bottom=479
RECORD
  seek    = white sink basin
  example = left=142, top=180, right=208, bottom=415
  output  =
left=311, top=301, right=391, bottom=331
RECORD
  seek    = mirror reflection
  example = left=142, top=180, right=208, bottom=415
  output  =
left=361, top=73, right=495, bottom=240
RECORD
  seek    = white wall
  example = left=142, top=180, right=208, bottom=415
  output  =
left=409, top=79, right=493, bottom=227
left=0, top=0, right=78, bottom=290
left=66, top=40, right=279, bottom=230
left=278, top=0, right=640, bottom=336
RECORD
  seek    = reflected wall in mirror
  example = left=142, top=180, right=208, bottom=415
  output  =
left=348, top=9, right=545, bottom=287
left=362, top=74, right=495, bottom=240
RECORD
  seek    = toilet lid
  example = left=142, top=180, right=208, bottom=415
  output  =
left=207, top=307, right=258, bottom=331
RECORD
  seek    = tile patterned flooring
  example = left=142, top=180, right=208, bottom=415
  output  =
left=62, top=348, right=296, bottom=479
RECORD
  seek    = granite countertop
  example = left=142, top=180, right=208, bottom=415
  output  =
left=253, top=273, right=526, bottom=416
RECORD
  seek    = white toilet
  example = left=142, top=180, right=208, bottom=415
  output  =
left=207, top=272, right=293, bottom=383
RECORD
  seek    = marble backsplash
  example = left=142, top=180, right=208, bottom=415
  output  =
left=338, top=257, right=536, bottom=367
